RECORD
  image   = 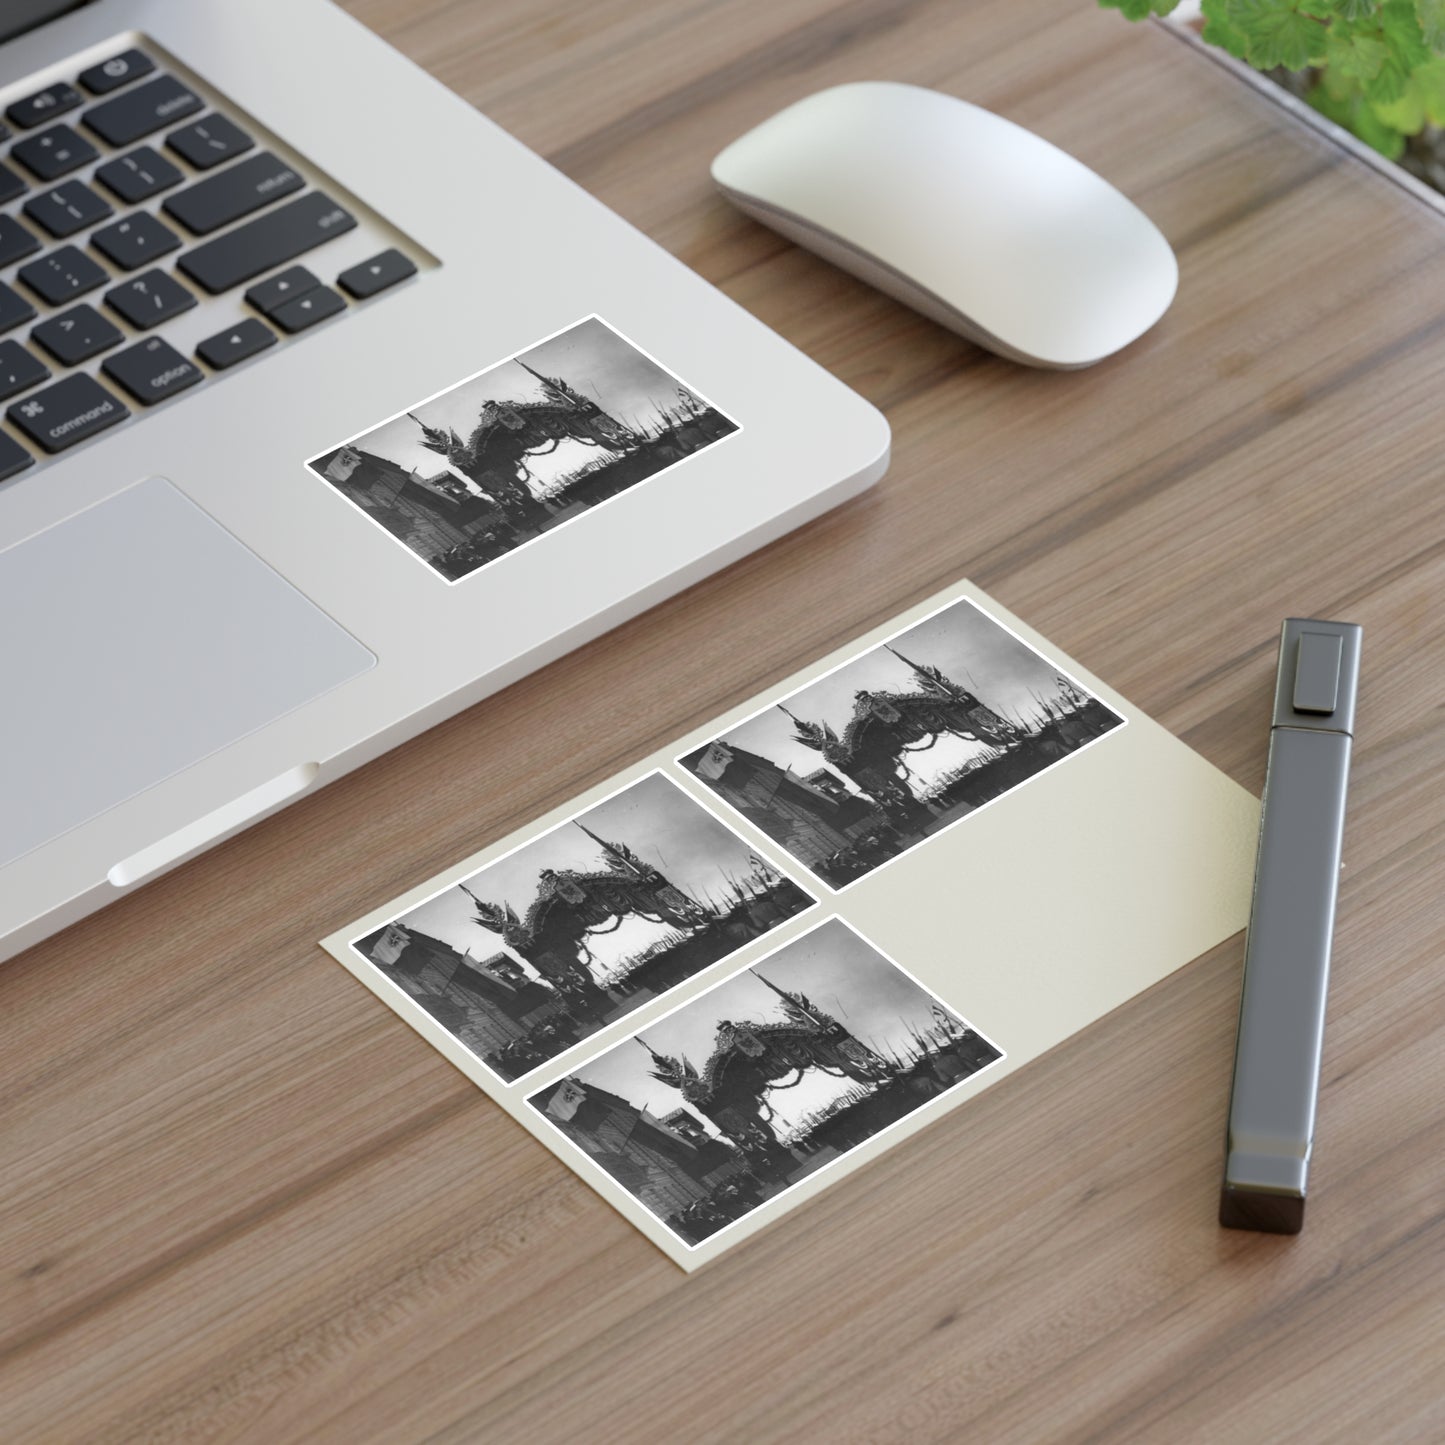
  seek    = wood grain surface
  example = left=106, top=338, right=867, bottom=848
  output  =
left=3, top=2, right=1443, bottom=1440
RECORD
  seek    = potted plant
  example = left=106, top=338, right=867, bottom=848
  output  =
left=1101, top=0, right=1445, bottom=197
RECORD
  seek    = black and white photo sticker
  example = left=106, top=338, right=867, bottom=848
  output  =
left=352, top=773, right=814, bottom=1084
left=528, top=917, right=1004, bottom=1248
left=307, top=315, right=738, bottom=582
left=679, top=595, right=1125, bottom=889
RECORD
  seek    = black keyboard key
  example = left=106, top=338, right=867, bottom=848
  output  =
left=32, top=303, right=123, bottom=366
left=0, top=283, right=36, bottom=335
left=166, top=114, right=252, bottom=169
left=103, top=336, right=203, bottom=407
left=8, top=371, right=127, bottom=452
left=91, top=212, right=181, bottom=270
left=0, top=429, right=34, bottom=482
left=18, top=245, right=107, bottom=306
left=0, top=161, right=27, bottom=205
left=178, top=192, right=356, bottom=294
left=11, top=124, right=98, bottom=181
left=197, top=318, right=275, bottom=370
left=104, top=268, right=196, bottom=329
left=0, top=340, right=49, bottom=401
left=163, top=152, right=302, bottom=236
left=338, top=248, right=417, bottom=300
left=95, top=146, right=183, bottom=204
left=271, top=285, right=345, bottom=333
left=23, top=179, right=113, bottom=238
left=7, top=82, right=82, bottom=131
left=0, top=215, right=42, bottom=268
left=245, top=265, right=319, bottom=315
left=83, top=74, right=201, bottom=148
left=79, top=49, right=156, bottom=96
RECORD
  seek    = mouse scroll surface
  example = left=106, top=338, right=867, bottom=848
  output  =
left=712, top=81, right=1177, bottom=368
left=0, top=478, right=374, bottom=869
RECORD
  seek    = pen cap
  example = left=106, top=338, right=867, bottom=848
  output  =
left=1271, top=619, right=1363, bottom=735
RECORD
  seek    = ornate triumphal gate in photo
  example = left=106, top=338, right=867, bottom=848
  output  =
left=640, top=973, right=891, bottom=1155
left=780, top=646, right=1022, bottom=810
left=409, top=360, right=636, bottom=525
left=463, top=823, right=710, bottom=1009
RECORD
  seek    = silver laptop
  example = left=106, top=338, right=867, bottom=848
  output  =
left=0, top=0, right=889, bottom=963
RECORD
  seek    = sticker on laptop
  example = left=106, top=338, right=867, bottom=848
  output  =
left=305, top=315, right=739, bottom=583
left=678, top=595, right=1125, bottom=891
left=526, top=916, right=1004, bottom=1250
left=350, top=772, right=815, bottom=1084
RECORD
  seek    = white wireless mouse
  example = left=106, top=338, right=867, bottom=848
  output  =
left=712, top=81, right=1178, bottom=369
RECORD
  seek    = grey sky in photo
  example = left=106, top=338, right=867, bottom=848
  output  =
left=338, top=317, right=709, bottom=478
left=703, top=598, right=1085, bottom=778
left=393, top=774, right=781, bottom=958
left=558, top=920, right=966, bottom=1120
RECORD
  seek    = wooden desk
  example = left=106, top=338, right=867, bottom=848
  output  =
left=3, top=2, right=1441, bottom=1439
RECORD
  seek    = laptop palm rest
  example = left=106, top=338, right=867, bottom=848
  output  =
left=0, top=478, right=374, bottom=871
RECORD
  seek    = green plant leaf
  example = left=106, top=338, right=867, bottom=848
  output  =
left=1415, top=0, right=1445, bottom=48
left=1354, top=98, right=1412, bottom=149
left=1309, top=77, right=1360, bottom=123
left=1325, top=26, right=1391, bottom=78
left=1338, top=1, right=1428, bottom=99
left=1371, top=72, right=1428, bottom=124
left=1320, top=57, right=1367, bottom=95
left=1365, top=59, right=1409, bottom=100
left=1223, top=0, right=1328, bottom=69
left=1097, top=0, right=1182, bottom=17
left=1200, top=0, right=1253, bottom=55
left=1380, top=0, right=1432, bottom=64
left=1408, top=52, right=1445, bottom=117
left=1301, top=0, right=1382, bottom=15
left=1365, top=47, right=1415, bottom=99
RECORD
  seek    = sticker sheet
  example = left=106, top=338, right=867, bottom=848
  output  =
left=323, top=579, right=1258, bottom=1269
left=353, top=772, right=817, bottom=1086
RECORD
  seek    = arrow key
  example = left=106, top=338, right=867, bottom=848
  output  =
left=197, top=318, right=275, bottom=370
left=337, top=248, right=416, bottom=300
left=270, top=284, right=345, bottom=334
left=244, top=265, right=319, bottom=317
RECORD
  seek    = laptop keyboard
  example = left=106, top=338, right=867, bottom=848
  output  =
left=0, top=44, right=422, bottom=483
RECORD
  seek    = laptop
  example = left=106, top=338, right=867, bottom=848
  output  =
left=0, top=0, right=890, bottom=963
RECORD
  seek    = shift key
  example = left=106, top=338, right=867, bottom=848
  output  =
left=163, top=151, right=303, bottom=236
left=178, top=192, right=356, bottom=294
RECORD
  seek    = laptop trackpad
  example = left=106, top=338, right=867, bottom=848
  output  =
left=0, top=478, right=374, bottom=869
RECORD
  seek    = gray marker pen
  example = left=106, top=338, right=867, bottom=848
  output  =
left=1220, top=617, right=1361, bottom=1234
